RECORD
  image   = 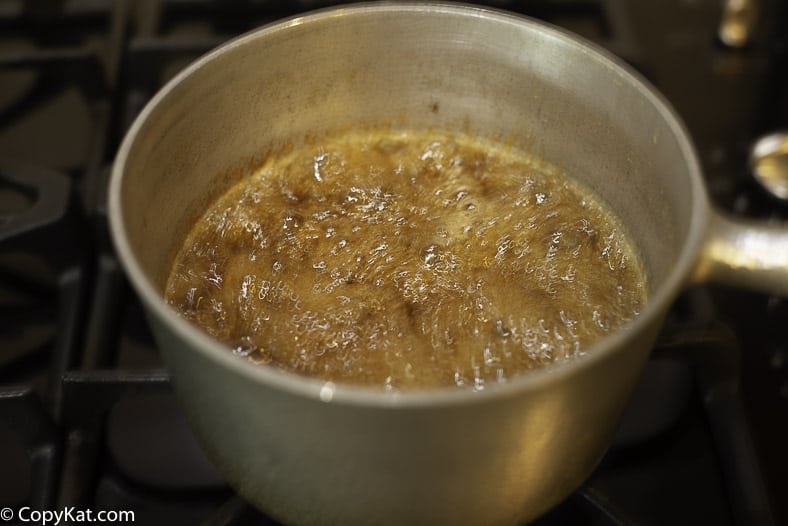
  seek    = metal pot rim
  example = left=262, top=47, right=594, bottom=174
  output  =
left=108, top=2, right=709, bottom=408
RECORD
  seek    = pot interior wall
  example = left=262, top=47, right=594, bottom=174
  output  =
left=119, top=6, right=697, bottom=296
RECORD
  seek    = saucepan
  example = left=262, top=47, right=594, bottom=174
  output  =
left=108, top=3, right=788, bottom=525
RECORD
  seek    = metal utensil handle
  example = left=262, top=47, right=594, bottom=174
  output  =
left=692, top=209, right=788, bottom=295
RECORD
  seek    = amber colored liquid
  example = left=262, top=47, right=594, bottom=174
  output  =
left=165, top=129, right=647, bottom=389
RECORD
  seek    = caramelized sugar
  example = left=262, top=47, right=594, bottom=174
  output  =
left=165, top=129, right=647, bottom=389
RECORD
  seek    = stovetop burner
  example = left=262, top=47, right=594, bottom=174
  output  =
left=1, top=1, right=786, bottom=525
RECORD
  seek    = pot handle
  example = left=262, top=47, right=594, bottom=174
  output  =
left=692, top=208, right=788, bottom=295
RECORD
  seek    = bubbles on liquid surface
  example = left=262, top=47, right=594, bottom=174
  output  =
left=164, top=128, right=647, bottom=389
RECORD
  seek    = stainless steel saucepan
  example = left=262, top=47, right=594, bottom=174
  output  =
left=108, top=3, right=788, bottom=525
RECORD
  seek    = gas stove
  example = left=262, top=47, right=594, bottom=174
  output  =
left=1, top=1, right=786, bottom=525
